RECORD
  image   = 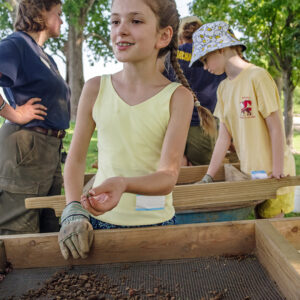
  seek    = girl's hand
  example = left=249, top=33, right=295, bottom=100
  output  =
left=14, top=98, right=47, bottom=124
left=81, top=177, right=126, bottom=216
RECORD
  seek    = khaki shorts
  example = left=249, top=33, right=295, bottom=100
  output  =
left=0, top=124, right=62, bottom=234
left=185, top=126, right=216, bottom=165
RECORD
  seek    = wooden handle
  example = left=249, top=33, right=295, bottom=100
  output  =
left=173, top=175, right=300, bottom=211
left=25, top=175, right=300, bottom=217
left=25, top=195, right=65, bottom=217
left=177, top=163, right=240, bottom=184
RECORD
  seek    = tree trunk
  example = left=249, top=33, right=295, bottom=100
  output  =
left=65, top=0, right=95, bottom=121
left=274, top=76, right=283, bottom=100
left=67, top=24, right=84, bottom=121
left=282, top=69, right=295, bottom=148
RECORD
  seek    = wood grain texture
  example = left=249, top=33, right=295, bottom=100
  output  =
left=173, top=176, right=300, bottom=211
left=0, top=221, right=255, bottom=269
left=176, top=163, right=240, bottom=184
left=271, top=217, right=300, bottom=250
left=255, top=220, right=300, bottom=300
left=25, top=176, right=300, bottom=216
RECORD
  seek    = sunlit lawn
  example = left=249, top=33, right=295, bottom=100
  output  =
left=62, top=122, right=98, bottom=174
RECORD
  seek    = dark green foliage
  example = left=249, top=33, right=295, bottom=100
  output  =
left=191, top=0, right=300, bottom=85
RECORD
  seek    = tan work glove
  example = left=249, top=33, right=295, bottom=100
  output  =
left=58, top=201, right=94, bottom=260
left=195, top=174, right=214, bottom=184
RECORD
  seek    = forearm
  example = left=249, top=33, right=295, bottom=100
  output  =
left=266, top=111, right=284, bottom=176
left=123, top=169, right=179, bottom=196
left=207, top=123, right=231, bottom=178
left=64, top=157, right=87, bottom=204
left=269, top=124, right=284, bottom=175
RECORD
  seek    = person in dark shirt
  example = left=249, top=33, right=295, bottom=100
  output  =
left=164, top=16, right=226, bottom=165
left=0, top=0, right=70, bottom=235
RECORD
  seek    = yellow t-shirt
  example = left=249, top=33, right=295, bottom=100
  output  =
left=214, top=65, right=295, bottom=217
left=92, top=75, right=181, bottom=225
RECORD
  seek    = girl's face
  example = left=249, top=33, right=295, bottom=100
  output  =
left=201, top=50, right=225, bottom=75
left=110, top=0, right=163, bottom=63
left=44, top=4, right=63, bottom=38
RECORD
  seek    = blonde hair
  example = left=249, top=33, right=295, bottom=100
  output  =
left=230, top=45, right=249, bottom=62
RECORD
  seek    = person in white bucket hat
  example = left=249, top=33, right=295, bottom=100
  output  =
left=189, top=21, right=246, bottom=67
left=163, top=17, right=226, bottom=166
left=194, top=21, right=295, bottom=220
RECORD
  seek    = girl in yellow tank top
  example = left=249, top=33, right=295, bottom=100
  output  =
left=58, top=0, right=217, bottom=260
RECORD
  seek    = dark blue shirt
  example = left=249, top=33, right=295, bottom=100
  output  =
left=0, top=31, right=70, bottom=129
left=164, top=43, right=226, bottom=126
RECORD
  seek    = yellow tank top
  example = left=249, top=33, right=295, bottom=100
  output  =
left=92, top=74, right=181, bottom=226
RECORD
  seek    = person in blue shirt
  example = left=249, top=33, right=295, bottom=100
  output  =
left=0, top=0, right=70, bottom=235
left=164, top=16, right=226, bottom=165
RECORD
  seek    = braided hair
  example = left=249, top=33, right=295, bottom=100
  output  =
left=144, top=0, right=217, bottom=137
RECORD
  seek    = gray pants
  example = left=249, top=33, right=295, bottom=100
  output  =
left=0, top=124, right=62, bottom=234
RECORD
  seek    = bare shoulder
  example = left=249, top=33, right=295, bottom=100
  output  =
left=83, top=76, right=101, bottom=97
left=171, top=85, right=194, bottom=110
left=76, top=76, right=102, bottom=116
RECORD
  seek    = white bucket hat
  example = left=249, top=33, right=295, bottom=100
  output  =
left=189, top=21, right=246, bottom=67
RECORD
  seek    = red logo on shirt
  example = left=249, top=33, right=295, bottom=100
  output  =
left=240, top=98, right=254, bottom=118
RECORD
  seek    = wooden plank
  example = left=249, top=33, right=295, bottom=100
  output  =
left=25, top=195, right=65, bottom=216
left=26, top=176, right=300, bottom=216
left=173, top=176, right=300, bottom=211
left=270, top=218, right=300, bottom=250
left=84, top=173, right=96, bottom=185
left=0, top=221, right=255, bottom=269
left=177, top=163, right=240, bottom=184
left=83, top=175, right=95, bottom=195
left=255, top=220, right=300, bottom=300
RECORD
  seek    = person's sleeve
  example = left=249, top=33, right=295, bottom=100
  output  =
left=214, top=84, right=225, bottom=123
left=0, top=39, right=21, bottom=87
left=254, top=69, right=280, bottom=118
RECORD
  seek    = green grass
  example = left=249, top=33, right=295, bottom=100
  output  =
left=62, top=122, right=98, bottom=174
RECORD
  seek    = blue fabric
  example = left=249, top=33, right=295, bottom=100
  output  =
left=0, top=31, right=70, bottom=130
left=90, top=215, right=177, bottom=229
left=164, top=43, right=226, bottom=126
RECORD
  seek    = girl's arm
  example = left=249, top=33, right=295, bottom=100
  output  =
left=82, top=86, right=194, bottom=215
left=63, top=77, right=100, bottom=204
left=0, top=94, right=47, bottom=124
left=206, top=122, right=231, bottom=178
left=265, top=110, right=284, bottom=178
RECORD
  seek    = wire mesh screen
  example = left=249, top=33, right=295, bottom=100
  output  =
left=0, top=255, right=284, bottom=299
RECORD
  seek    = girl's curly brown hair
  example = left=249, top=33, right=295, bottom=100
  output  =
left=14, top=0, right=62, bottom=33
